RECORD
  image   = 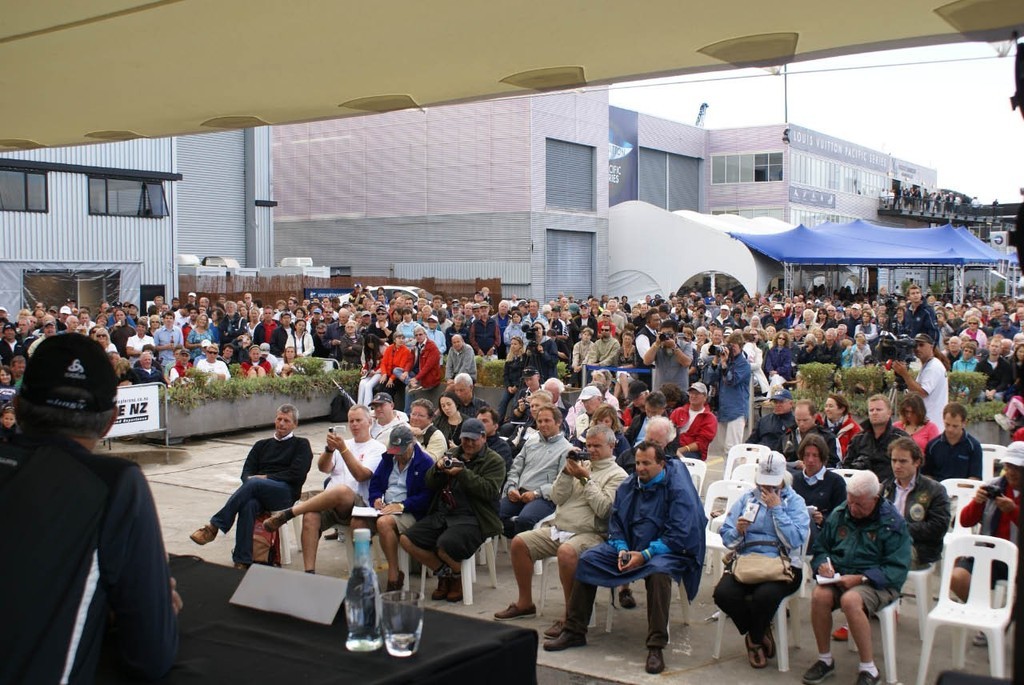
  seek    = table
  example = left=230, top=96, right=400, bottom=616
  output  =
left=98, top=555, right=538, bottom=685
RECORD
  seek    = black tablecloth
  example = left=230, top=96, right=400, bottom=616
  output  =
left=99, top=555, right=537, bottom=685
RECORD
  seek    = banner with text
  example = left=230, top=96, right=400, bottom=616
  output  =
left=608, top=106, right=639, bottom=206
left=107, top=383, right=162, bottom=438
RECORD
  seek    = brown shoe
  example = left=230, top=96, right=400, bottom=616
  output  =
left=262, top=509, right=292, bottom=533
left=543, top=630, right=586, bottom=651
left=190, top=523, right=217, bottom=545
left=543, top=620, right=565, bottom=638
left=385, top=571, right=406, bottom=592
left=646, top=648, right=666, bottom=674
left=431, top=576, right=451, bottom=600
left=618, top=587, right=637, bottom=609
left=446, top=575, right=464, bottom=603
left=494, top=603, right=537, bottom=621
left=233, top=562, right=251, bottom=571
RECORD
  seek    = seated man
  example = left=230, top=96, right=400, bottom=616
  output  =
left=354, top=425, right=435, bottom=591
left=748, top=389, right=796, bottom=453
left=802, top=470, right=911, bottom=685
left=131, top=350, right=166, bottom=385
left=782, top=399, right=840, bottom=469
left=543, top=442, right=706, bottom=675
left=262, top=405, right=384, bottom=573
left=478, top=406, right=513, bottom=471
left=922, top=402, right=982, bottom=481
left=369, top=392, right=408, bottom=446
left=400, top=418, right=506, bottom=603
left=493, top=424, right=627, bottom=639
left=449, top=372, right=486, bottom=419
left=1, top=334, right=180, bottom=683
left=444, top=335, right=477, bottom=386
left=191, top=404, right=313, bottom=569
left=881, top=437, right=950, bottom=570
left=669, top=381, right=717, bottom=461
left=499, top=405, right=571, bottom=538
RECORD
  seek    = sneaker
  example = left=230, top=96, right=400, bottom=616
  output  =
left=994, top=413, right=1013, bottom=432
left=855, top=671, right=880, bottom=685
left=832, top=625, right=849, bottom=641
left=801, top=660, right=836, bottom=685
left=494, top=603, right=537, bottom=621
left=973, top=631, right=988, bottom=647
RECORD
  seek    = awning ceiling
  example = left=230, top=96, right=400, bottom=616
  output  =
left=1, top=1, right=1022, bottom=150
left=730, top=220, right=1008, bottom=265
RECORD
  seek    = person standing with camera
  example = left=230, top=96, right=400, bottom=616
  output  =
left=707, top=332, right=752, bottom=455
left=891, top=333, right=949, bottom=432
left=641, top=319, right=693, bottom=393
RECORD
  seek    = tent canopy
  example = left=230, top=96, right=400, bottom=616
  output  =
left=2, top=2, right=1022, bottom=149
left=730, top=220, right=1004, bottom=266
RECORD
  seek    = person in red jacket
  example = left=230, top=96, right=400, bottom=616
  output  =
left=374, top=331, right=413, bottom=405
left=669, top=382, right=718, bottom=461
left=403, top=326, right=442, bottom=413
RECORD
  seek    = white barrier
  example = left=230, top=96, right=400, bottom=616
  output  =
left=106, top=383, right=165, bottom=440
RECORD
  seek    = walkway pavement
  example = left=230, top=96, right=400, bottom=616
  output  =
left=111, top=419, right=1012, bottom=685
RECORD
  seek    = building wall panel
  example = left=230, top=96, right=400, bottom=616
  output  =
left=176, top=130, right=246, bottom=263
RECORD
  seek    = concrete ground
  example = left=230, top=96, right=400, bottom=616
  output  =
left=112, top=419, right=1013, bottom=685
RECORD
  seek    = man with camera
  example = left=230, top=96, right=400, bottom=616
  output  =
left=707, top=332, right=752, bottom=454
left=400, top=418, right=506, bottom=603
left=543, top=441, right=706, bottom=675
left=493, top=424, right=627, bottom=633
left=641, top=319, right=693, bottom=392
left=499, top=405, right=571, bottom=538
left=892, top=333, right=949, bottom=432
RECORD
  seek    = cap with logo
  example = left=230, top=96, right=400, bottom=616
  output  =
left=370, top=392, right=394, bottom=406
left=59, top=305, right=73, bottom=315
left=522, top=366, right=539, bottom=377
left=756, top=451, right=787, bottom=486
left=771, top=389, right=793, bottom=401
left=387, top=424, right=416, bottom=453
left=20, top=335, right=117, bottom=413
left=459, top=418, right=485, bottom=439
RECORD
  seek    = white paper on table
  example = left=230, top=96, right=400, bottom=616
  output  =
left=815, top=574, right=844, bottom=585
left=230, top=564, right=347, bottom=625
left=351, top=506, right=379, bottom=518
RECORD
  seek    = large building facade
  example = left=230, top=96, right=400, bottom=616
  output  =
left=0, top=129, right=274, bottom=309
left=274, top=90, right=936, bottom=300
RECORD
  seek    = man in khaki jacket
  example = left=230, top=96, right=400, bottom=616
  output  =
left=492, top=424, right=627, bottom=637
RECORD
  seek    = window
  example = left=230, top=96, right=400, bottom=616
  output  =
left=88, top=177, right=168, bottom=217
left=546, top=139, right=595, bottom=211
left=710, top=153, right=783, bottom=184
left=0, top=169, right=47, bottom=212
left=711, top=207, right=785, bottom=221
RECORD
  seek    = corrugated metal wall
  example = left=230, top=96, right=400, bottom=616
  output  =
left=176, top=130, right=246, bottom=262
left=249, top=127, right=275, bottom=268
left=393, top=261, right=531, bottom=283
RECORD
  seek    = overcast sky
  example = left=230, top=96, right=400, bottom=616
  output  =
left=609, top=42, right=1024, bottom=203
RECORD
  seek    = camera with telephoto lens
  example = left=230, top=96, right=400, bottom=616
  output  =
left=875, top=332, right=916, bottom=364
left=567, top=447, right=589, bottom=461
left=707, top=344, right=724, bottom=356
left=659, top=332, right=673, bottom=342
left=524, top=327, right=536, bottom=343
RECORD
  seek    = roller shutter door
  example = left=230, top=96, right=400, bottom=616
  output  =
left=545, top=139, right=595, bottom=211
left=545, top=230, right=593, bottom=300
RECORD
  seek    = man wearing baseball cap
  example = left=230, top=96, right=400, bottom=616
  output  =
left=892, top=333, right=949, bottom=432
left=1, top=335, right=180, bottom=682
left=400, top=418, right=506, bottom=603
left=669, top=382, right=718, bottom=461
left=748, top=389, right=796, bottom=454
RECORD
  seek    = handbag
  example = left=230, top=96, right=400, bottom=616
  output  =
left=723, top=540, right=794, bottom=584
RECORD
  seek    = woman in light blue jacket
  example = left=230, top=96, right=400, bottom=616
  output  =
left=713, top=452, right=809, bottom=669
left=503, top=310, right=525, bottom=346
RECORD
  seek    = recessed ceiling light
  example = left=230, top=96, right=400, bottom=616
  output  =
left=0, top=138, right=43, bottom=150
left=201, top=116, right=269, bottom=128
left=698, top=32, right=799, bottom=66
left=500, top=66, right=587, bottom=91
left=338, top=95, right=421, bottom=112
left=84, top=130, right=145, bottom=141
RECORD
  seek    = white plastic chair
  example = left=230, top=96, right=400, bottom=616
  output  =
left=532, top=513, right=556, bottom=575
left=829, top=468, right=860, bottom=481
left=941, top=478, right=983, bottom=542
left=841, top=600, right=900, bottom=684
left=916, top=535, right=1018, bottom=685
left=730, top=462, right=759, bottom=484
left=979, top=443, right=1005, bottom=481
left=680, top=456, right=708, bottom=495
left=904, top=564, right=935, bottom=639
left=702, top=480, right=755, bottom=577
left=724, top=444, right=769, bottom=481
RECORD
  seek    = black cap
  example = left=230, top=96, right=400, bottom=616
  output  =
left=460, top=418, right=485, bottom=439
left=387, top=424, right=416, bottom=453
left=914, top=333, right=934, bottom=346
left=627, top=379, right=649, bottom=401
left=370, top=392, right=394, bottom=406
left=20, top=335, right=117, bottom=413
left=522, top=366, right=539, bottom=377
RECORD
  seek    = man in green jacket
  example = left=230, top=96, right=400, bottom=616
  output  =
left=400, top=418, right=506, bottom=603
left=802, top=470, right=911, bottom=685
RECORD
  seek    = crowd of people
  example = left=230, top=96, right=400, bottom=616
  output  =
left=3, top=281, right=1022, bottom=683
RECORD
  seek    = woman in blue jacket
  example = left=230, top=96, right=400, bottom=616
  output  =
left=764, top=331, right=794, bottom=381
left=713, top=452, right=809, bottom=669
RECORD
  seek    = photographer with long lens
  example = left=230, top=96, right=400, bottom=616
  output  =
left=891, top=333, right=950, bottom=432
left=707, top=332, right=752, bottom=455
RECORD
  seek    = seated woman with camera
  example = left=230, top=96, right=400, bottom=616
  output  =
left=713, top=453, right=809, bottom=669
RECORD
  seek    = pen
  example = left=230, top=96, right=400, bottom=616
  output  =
left=825, top=556, right=835, bottom=575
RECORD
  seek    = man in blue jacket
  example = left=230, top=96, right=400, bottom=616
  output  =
left=708, top=332, right=752, bottom=455
left=543, top=441, right=706, bottom=675
left=354, top=424, right=434, bottom=591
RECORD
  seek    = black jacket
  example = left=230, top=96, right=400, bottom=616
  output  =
left=844, top=419, right=908, bottom=481
left=880, top=474, right=950, bottom=566
left=782, top=423, right=840, bottom=467
left=748, top=411, right=796, bottom=453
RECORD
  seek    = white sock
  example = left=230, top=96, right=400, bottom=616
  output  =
left=859, top=662, right=878, bottom=677
left=818, top=653, right=833, bottom=666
